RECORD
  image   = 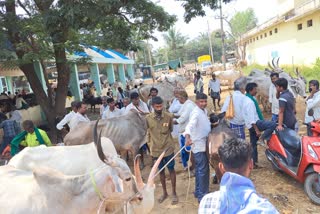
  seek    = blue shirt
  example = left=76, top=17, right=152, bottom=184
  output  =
left=199, top=172, right=278, bottom=214
left=0, top=120, right=20, bottom=138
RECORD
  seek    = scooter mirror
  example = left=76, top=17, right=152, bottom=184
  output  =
left=308, top=108, right=314, bottom=117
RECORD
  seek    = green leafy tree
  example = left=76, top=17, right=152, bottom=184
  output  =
left=162, top=27, right=188, bottom=61
left=0, top=0, right=175, bottom=138
left=228, top=8, right=257, bottom=60
left=178, top=0, right=233, bottom=23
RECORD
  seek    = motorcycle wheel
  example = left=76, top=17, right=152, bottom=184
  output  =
left=304, top=173, right=320, bottom=205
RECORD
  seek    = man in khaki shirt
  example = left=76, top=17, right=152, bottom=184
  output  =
left=146, top=96, right=178, bottom=205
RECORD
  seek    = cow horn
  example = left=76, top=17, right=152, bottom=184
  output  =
left=276, top=57, right=280, bottom=68
left=272, top=58, right=277, bottom=69
left=94, top=120, right=107, bottom=163
left=147, top=150, right=166, bottom=187
left=134, top=155, right=144, bottom=191
left=268, top=62, right=274, bottom=70
left=94, top=120, right=118, bottom=166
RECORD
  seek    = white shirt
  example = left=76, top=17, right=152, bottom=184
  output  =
left=221, top=91, right=247, bottom=125
left=15, top=97, right=27, bottom=109
left=125, top=100, right=150, bottom=114
left=69, top=112, right=90, bottom=130
left=117, top=91, right=125, bottom=103
left=169, top=98, right=182, bottom=138
left=305, top=91, right=320, bottom=123
left=176, top=99, right=196, bottom=133
left=243, top=97, right=260, bottom=129
left=196, top=78, right=204, bottom=91
left=102, top=107, right=122, bottom=119
left=269, top=83, right=296, bottom=115
left=56, top=111, right=76, bottom=130
left=208, top=79, right=220, bottom=92
left=120, top=106, right=128, bottom=115
left=100, top=104, right=109, bottom=117
left=184, top=106, right=211, bottom=153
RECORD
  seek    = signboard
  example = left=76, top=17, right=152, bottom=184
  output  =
left=197, top=55, right=211, bottom=64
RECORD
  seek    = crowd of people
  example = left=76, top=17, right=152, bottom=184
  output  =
left=2, top=70, right=320, bottom=213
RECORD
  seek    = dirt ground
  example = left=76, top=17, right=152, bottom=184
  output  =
left=136, top=76, right=319, bottom=214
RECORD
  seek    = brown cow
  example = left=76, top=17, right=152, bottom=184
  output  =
left=64, top=109, right=147, bottom=159
left=208, top=113, right=237, bottom=183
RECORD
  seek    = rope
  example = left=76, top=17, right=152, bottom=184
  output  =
left=90, top=170, right=104, bottom=201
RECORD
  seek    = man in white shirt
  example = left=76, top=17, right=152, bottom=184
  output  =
left=56, top=101, right=78, bottom=131
left=305, top=80, right=320, bottom=135
left=120, top=97, right=130, bottom=115
left=244, top=83, right=276, bottom=168
left=125, top=92, right=149, bottom=114
left=99, top=96, right=108, bottom=117
left=69, top=102, right=90, bottom=130
left=173, top=90, right=196, bottom=170
left=169, top=88, right=182, bottom=138
left=185, top=93, right=211, bottom=203
left=221, top=77, right=247, bottom=139
left=195, top=71, right=204, bottom=94
left=102, top=98, right=122, bottom=119
left=125, top=91, right=150, bottom=169
left=208, top=73, right=221, bottom=110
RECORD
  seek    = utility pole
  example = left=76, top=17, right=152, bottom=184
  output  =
left=207, top=20, right=214, bottom=64
left=219, top=0, right=226, bottom=71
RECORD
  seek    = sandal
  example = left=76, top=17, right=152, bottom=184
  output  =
left=171, top=195, right=179, bottom=205
left=158, top=194, right=168, bottom=203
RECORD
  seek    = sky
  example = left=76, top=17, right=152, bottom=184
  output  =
left=150, top=0, right=278, bottom=49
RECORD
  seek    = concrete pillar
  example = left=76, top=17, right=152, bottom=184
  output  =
left=118, top=64, right=126, bottom=87
left=0, top=77, right=3, bottom=93
left=127, top=64, right=134, bottom=80
left=70, top=63, right=82, bottom=101
left=33, top=61, right=47, bottom=95
left=106, top=64, right=115, bottom=85
left=5, top=76, right=13, bottom=93
left=89, top=63, right=102, bottom=96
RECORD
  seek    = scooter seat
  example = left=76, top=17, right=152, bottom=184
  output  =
left=276, top=128, right=301, bottom=151
left=276, top=128, right=301, bottom=166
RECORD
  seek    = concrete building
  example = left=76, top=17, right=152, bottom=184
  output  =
left=242, top=0, right=320, bottom=66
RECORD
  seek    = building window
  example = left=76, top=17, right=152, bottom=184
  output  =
left=256, top=36, right=259, bottom=40
left=307, top=19, right=313, bottom=27
left=269, top=30, right=272, bottom=36
left=253, top=38, right=255, bottom=42
left=250, top=39, right=252, bottom=43
left=297, top=23, right=302, bottom=30
left=264, top=33, right=267, bottom=37
left=275, top=28, right=278, bottom=33
left=260, top=35, right=263, bottom=39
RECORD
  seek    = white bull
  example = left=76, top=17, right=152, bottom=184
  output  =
left=246, top=69, right=307, bottom=111
left=8, top=137, right=122, bottom=175
left=0, top=164, right=127, bottom=214
left=4, top=123, right=166, bottom=214
left=214, top=69, right=242, bottom=88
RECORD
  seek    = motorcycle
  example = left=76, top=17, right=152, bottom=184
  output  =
left=265, top=121, right=320, bottom=204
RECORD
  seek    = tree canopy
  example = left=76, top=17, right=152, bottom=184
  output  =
left=0, top=0, right=176, bottom=138
left=178, top=0, right=234, bottom=23
left=229, top=8, right=257, bottom=37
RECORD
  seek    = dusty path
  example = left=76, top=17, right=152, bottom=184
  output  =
left=142, top=76, right=319, bottom=214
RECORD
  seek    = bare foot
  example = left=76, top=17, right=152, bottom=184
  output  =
left=158, top=194, right=168, bottom=203
left=171, top=194, right=179, bottom=205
